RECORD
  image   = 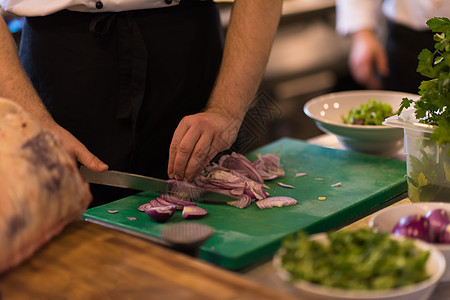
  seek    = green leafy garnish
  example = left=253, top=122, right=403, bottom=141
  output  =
left=397, top=17, right=450, bottom=145
left=342, top=99, right=393, bottom=125
left=280, top=229, right=430, bottom=290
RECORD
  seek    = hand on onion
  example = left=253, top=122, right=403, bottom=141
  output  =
left=168, top=110, right=242, bottom=182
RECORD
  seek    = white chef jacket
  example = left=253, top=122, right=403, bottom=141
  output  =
left=336, top=0, right=450, bottom=35
left=0, top=0, right=186, bottom=17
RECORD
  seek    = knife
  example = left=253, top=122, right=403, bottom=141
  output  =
left=79, top=166, right=238, bottom=203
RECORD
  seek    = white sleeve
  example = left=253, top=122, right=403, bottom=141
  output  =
left=335, top=0, right=383, bottom=35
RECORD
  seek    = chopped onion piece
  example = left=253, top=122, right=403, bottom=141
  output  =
left=331, top=182, right=342, bottom=187
left=107, top=209, right=119, bottom=214
left=145, top=206, right=176, bottom=223
left=315, top=178, right=323, bottom=181
left=138, top=203, right=152, bottom=212
left=256, top=196, right=297, bottom=209
left=228, top=194, right=252, bottom=209
left=277, top=182, right=295, bottom=189
left=182, top=206, right=208, bottom=219
left=295, top=173, right=307, bottom=177
left=126, top=217, right=137, bottom=221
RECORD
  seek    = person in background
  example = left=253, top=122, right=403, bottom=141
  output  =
left=0, top=0, right=283, bottom=205
left=335, top=0, right=450, bottom=93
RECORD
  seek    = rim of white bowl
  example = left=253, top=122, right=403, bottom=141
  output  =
left=303, top=90, right=419, bottom=130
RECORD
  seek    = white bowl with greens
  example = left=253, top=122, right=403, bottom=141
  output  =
left=304, top=90, right=419, bottom=156
left=274, top=229, right=445, bottom=300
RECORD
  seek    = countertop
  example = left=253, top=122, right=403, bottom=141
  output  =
left=1, top=134, right=449, bottom=300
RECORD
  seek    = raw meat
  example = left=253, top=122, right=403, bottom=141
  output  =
left=0, top=98, right=92, bottom=274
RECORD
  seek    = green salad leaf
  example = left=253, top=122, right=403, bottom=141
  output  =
left=342, top=99, right=393, bottom=125
left=397, top=17, right=450, bottom=145
left=279, top=229, right=430, bottom=290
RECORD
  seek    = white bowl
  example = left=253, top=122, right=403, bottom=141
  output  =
left=274, top=232, right=445, bottom=300
left=369, top=202, right=450, bottom=282
left=303, top=90, right=420, bottom=156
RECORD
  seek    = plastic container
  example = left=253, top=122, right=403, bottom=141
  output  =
left=384, top=109, right=450, bottom=202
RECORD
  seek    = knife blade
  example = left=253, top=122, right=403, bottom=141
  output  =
left=79, top=166, right=238, bottom=203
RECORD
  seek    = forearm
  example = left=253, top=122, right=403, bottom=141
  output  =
left=0, top=17, right=55, bottom=127
left=206, top=0, right=282, bottom=122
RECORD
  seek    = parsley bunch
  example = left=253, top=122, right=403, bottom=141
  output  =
left=397, top=17, right=450, bottom=145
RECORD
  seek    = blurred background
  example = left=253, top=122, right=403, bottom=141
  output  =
left=2, top=0, right=363, bottom=152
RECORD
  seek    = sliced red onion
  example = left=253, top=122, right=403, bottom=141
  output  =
left=219, top=152, right=264, bottom=183
left=138, top=203, right=152, bottom=212
left=425, top=209, right=450, bottom=241
left=159, top=193, right=196, bottom=207
left=252, top=153, right=285, bottom=180
left=107, top=209, right=119, bottom=214
left=256, top=196, right=297, bottom=209
left=169, top=179, right=202, bottom=199
left=145, top=206, right=176, bottom=223
left=155, top=197, right=184, bottom=210
left=277, top=182, right=295, bottom=189
left=439, top=223, right=450, bottom=244
left=245, top=181, right=269, bottom=199
left=331, top=182, right=342, bottom=187
left=126, top=217, right=137, bottom=221
left=228, top=194, right=252, bottom=209
left=392, top=215, right=434, bottom=243
left=182, top=206, right=208, bottom=219
left=295, top=172, right=307, bottom=177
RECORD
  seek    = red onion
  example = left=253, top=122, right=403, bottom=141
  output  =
left=145, top=206, right=176, bottom=223
left=252, top=153, right=285, bottom=180
left=425, top=209, right=450, bottom=241
left=392, top=215, right=434, bottom=243
left=182, top=206, right=208, bottom=219
left=107, top=209, right=119, bottom=214
left=439, top=223, right=450, bottom=244
left=219, top=152, right=264, bottom=183
left=256, top=196, right=297, bottom=209
left=277, top=182, right=295, bottom=189
left=228, top=194, right=252, bottom=209
left=159, top=193, right=196, bottom=207
left=138, top=203, right=152, bottom=212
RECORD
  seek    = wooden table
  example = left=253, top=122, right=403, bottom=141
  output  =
left=0, top=221, right=297, bottom=300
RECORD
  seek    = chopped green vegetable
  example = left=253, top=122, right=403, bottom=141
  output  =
left=342, top=99, right=393, bottom=125
left=397, top=17, right=450, bottom=145
left=279, top=229, right=430, bottom=290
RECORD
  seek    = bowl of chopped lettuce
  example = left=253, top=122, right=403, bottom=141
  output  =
left=304, top=90, right=419, bottom=156
left=274, top=229, right=445, bottom=300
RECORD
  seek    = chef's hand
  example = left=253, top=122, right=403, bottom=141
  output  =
left=47, top=122, right=109, bottom=172
left=349, top=29, right=389, bottom=89
left=168, top=109, right=241, bottom=182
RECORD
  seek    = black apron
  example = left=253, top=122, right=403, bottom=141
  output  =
left=19, top=0, right=224, bottom=206
left=383, top=21, right=435, bottom=94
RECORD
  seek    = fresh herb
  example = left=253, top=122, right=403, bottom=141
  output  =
left=342, top=99, right=393, bottom=125
left=280, top=229, right=430, bottom=290
left=397, top=17, right=450, bottom=145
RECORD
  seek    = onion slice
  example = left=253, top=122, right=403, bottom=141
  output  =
left=228, top=194, right=252, bottom=209
left=145, top=206, right=176, bottom=223
left=277, top=182, right=295, bottom=189
left=256, top=196, right=297, bottom=209
left=182, top=206, right=208, bottom=219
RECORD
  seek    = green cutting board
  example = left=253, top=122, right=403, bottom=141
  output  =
left=83, top=137, right=407, bottom=270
